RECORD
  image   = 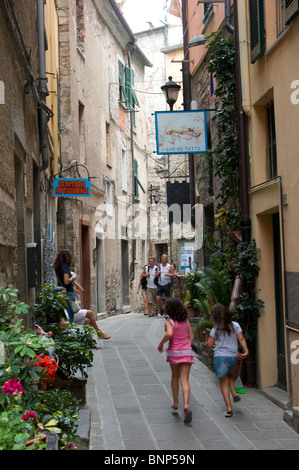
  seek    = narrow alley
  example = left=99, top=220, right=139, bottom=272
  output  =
left=80, top=313, right=299, bottom=452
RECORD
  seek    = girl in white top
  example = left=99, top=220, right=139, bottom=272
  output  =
left=205, top=303, right=249, bottom=417
left=70, top=272, right=111, bottom=344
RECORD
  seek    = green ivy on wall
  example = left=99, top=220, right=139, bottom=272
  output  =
left=204, top=32, right=264, bottom=348
left=206, top=32, right=240, bottom=232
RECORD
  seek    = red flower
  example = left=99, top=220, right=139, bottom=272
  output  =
left=2, top=379, right=24, bottom=395
left=22, top=411, right=37, bottom=421
left=31, top=355, right=58, bottom=385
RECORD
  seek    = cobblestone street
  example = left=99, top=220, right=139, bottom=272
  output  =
left=81, top=313, right=299, bottom=452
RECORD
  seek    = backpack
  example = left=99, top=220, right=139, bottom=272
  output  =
left=154, top=265, right=160, bottom=286
left=140, top=266, right=150, bottom=289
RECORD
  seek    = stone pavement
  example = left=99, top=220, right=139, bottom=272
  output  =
left=80, top=313, right=299, bottom=451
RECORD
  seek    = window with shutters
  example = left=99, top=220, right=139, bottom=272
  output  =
left=121, top=149, right=127, bottom=193
left=76, top=0, right=85, bottom=55
left=118, top=61, right=140, bottom=118
left=266, top=102, right=277, bottom=179
left=284, top=0, right=299, bottom=24
left=134, top=159, right=145, bottom=199
left=249, top=0, right=265, bottom=63
left=203, top=2, right=213, bottom=24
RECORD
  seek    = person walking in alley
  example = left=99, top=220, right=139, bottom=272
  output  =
left=205, top=303, right=249, bottom=417
left=156, top=254, right=175, bottom=315
left=157, top=298, right=194, bottom=424
left=137, top=267, right=149, bottom=315
left=141, top=257, right=158, bottom=316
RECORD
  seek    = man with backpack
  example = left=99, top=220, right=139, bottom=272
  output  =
left=138, top=257, right=158, bottom=316
left=156, top=254, right=175, bottom=315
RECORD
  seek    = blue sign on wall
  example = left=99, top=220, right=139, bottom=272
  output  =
left=53, top=178, right=91, bottom=197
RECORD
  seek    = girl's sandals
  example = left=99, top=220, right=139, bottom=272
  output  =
left=184, top=409, right=192, bottom=424
left=97, top=331, right=111, bottom=339
left=224, top=410, right=233, bottom=417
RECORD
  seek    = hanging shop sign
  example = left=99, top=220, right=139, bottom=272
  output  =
left=155, top=110, right=208, bottom=155
left=53, top=178, right=91, bottom=197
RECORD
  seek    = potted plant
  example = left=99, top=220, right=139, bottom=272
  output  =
left=185, top=259, right=232, bottom=317
left=34, top=284, right=68, bottom=327
left=195, top=315, right=213, bottom=342
left=49, top=325, right=94, bottom=403
left=184, top=269, right=204, bottom=317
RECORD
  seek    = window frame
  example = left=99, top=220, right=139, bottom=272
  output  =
left=266, top=101, right=277, bottom=180
left=284, top=0, right=299, bottom=24
left=203, top=2, right=214, bottom=24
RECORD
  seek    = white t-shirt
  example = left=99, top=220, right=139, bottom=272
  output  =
left=210, top=321, right=242, bottom=357
left=159, top=263, right=172, bottom=286
left=147, top=266, right=157, bottom=289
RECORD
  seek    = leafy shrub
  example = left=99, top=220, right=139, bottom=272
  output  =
left=50, top=325, right=94, bottom=378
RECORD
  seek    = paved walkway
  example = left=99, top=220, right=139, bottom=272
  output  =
left=83, top=313, right=299, bottom=451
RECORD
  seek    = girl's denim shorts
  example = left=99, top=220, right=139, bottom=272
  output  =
left=214, top=356, right=237, bottom=378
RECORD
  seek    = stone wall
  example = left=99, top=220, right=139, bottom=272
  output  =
left=0, top=1, right=42, bottom=307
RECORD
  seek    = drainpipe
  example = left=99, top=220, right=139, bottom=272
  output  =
left=225, top=0, right=235, bottom=34
left=226, top=0, right=251, bottom=242
left=127, top=46, right=136, bottom=283
left=238, top=0, right=252, bottom=116
left=37, top=0, right=49, bottom=171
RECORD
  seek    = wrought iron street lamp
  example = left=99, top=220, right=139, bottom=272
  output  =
left=161, top=76, right=181, bottom=111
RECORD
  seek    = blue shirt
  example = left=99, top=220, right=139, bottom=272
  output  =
left=57, top=263, right=74, bottom=293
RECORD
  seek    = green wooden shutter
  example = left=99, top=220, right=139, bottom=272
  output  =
left=134, top=158, right=145, bottom=199
left=134, top=158, right=139, bottom=198
left=125, top=67, right=140, bottom=110
left=284, top=0, right=299, bottom=24
left=118, top=61, right=126, bottom=104
left=266, top=102, right=277, bottom=179
left=125, top=66, right=132, bottom=110
left=249, top=0, right=265, bottom=63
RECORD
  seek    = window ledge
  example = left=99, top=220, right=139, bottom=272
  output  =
left=265, top=25, right=290, bottom=57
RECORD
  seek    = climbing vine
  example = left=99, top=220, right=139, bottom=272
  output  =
left=204, top=32, right=264, bottom=349
left=206, top=32, right=240, bottom=232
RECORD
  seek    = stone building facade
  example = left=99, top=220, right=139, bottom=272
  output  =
left=0, top=1, right=51, bottom=325
left=56, top=0, right=151, bottom=315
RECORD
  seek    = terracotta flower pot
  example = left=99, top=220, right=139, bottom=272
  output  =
left=25, top=433, right=47, bottom=450
left=185, top=304, right=201, bottom=318
left=198, top=331, right=206, bottom=342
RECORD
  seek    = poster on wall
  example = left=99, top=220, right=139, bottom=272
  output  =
left=155, top=110, right=207, bottom=155
left=180, top=246, right=194, bottom=273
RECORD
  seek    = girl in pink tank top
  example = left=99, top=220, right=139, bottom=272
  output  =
left=157, top=298, right=194, bottom=424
